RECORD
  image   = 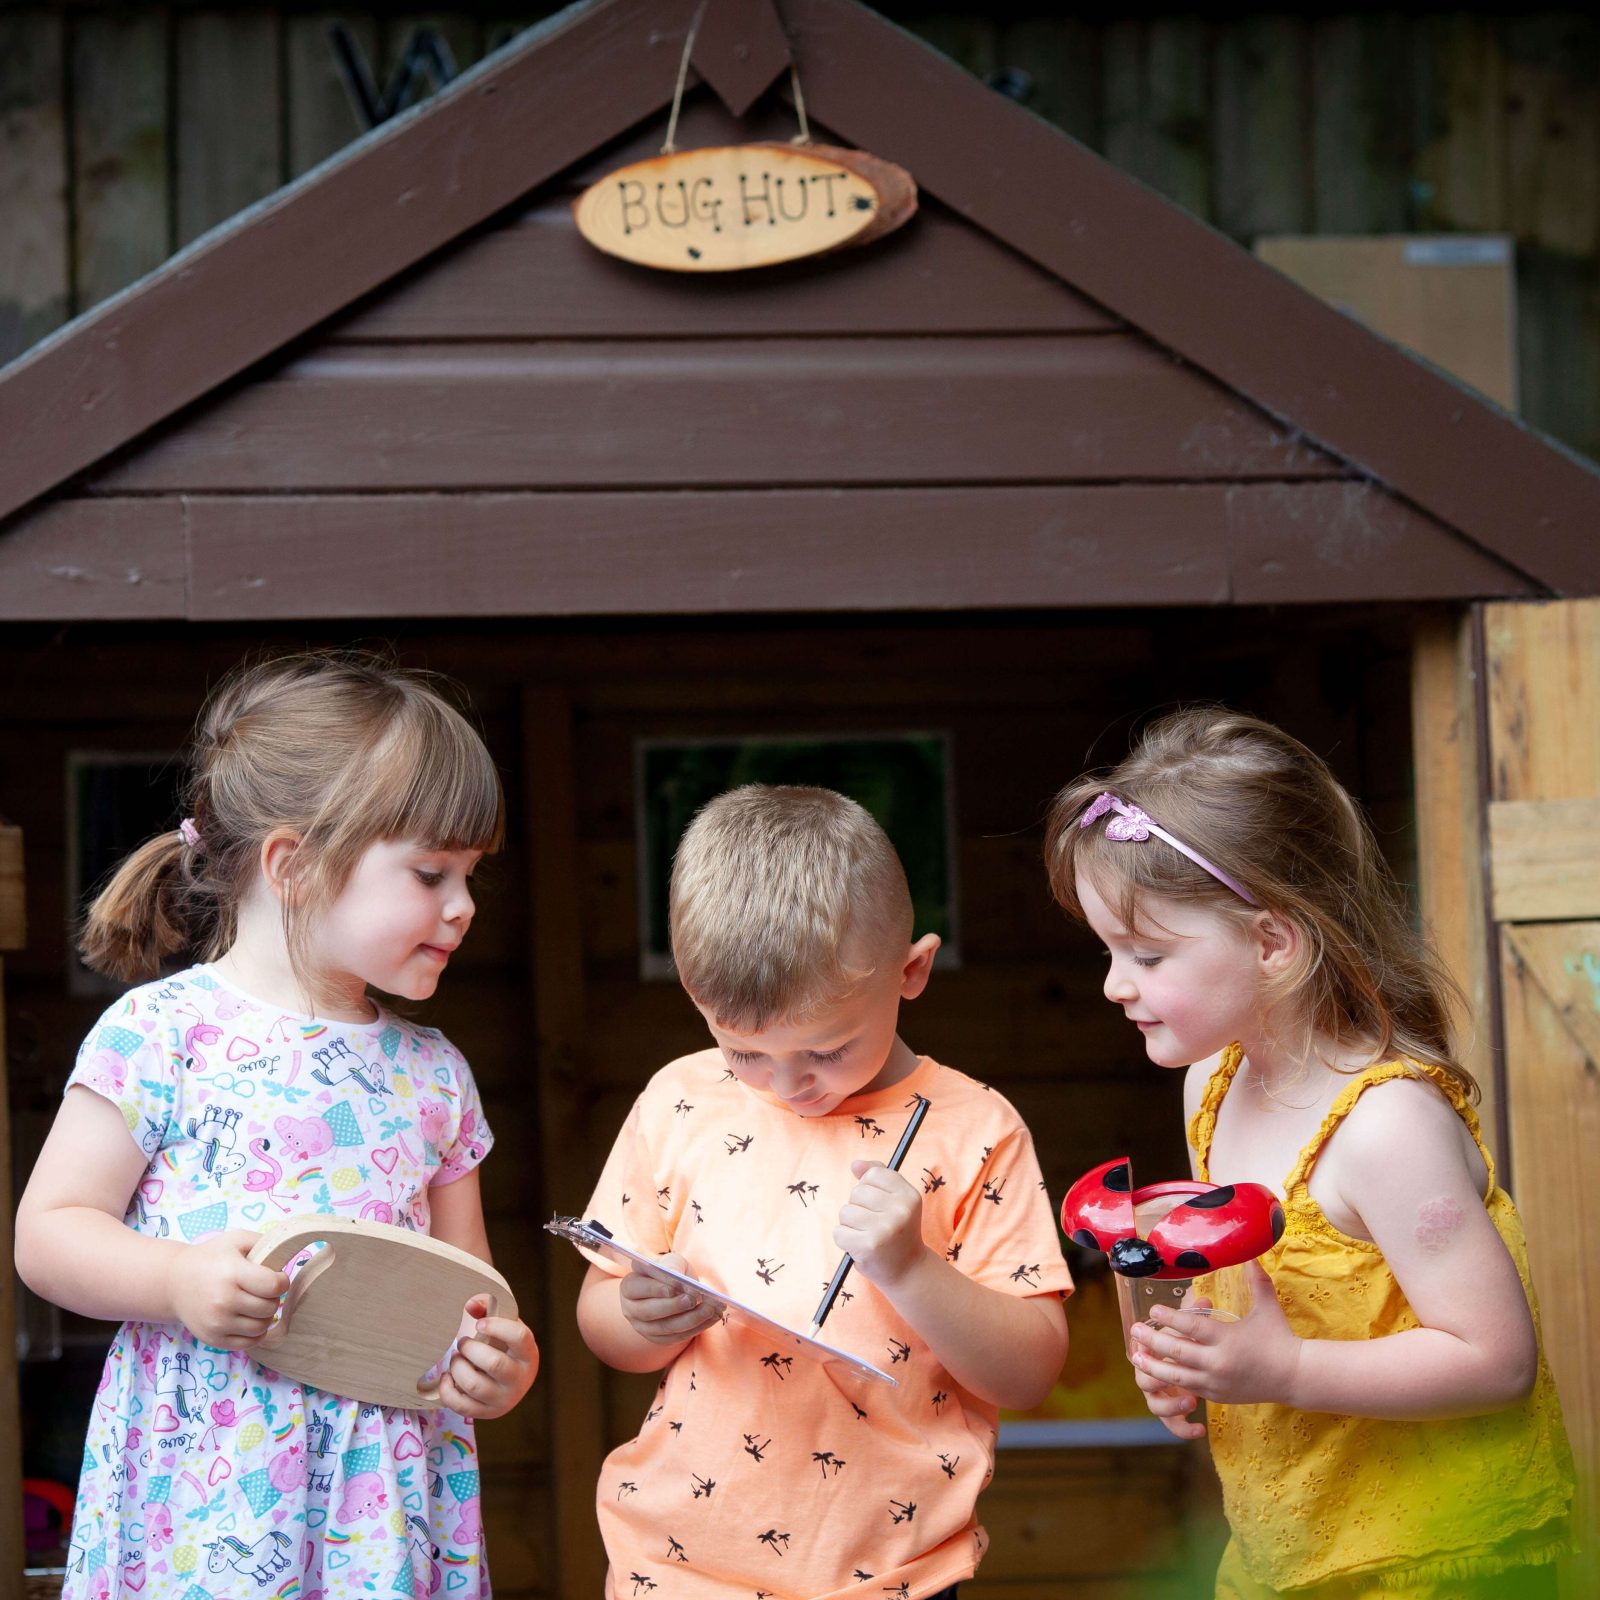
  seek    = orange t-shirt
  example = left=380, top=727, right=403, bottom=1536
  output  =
left=583, top=1050, right=1074, bottom=1600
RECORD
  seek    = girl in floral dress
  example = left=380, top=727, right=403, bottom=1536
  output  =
left=17, top=651, right=538, bottom=1599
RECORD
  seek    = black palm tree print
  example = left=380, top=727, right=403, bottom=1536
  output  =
left=618, top=1481, right=639, bottom=1500
left=931, top=1390, right=947, bottom=1413
left=938, top=1453, right=960, bottom=1479
left=628, top=1575, right=656, bottom=1594
left=726, top=1133, right=753, bottom=1154
left=921, top=1168, right=945, bottom=1194
left=743, top=1434, right=771, bottom=1462
left=756, top=1529, right=791, bottom=1556
left=811, top=1450, right=847, bottom=1478
left=889, top=1499, right=916, bottom=1524
left=887, top=1338, right=910, bottom=1364
left=760, top=1352, right=794, bottom=1380
left=854, top=1115, right=885, bottom=1138
left=982, top=1176, right=1007, bottom=1205
left=691, top=1473, right=716, bottom=1498
left=667, top=1536, right=688, bottom=1562
left=1010, top=1262, right=1041, bottom=1286
left=755, top=1257, right=783, bottom=1285
left=674, top=1099, right=694, bottom=1116
left=787, top=1180, right=819, bottom=1206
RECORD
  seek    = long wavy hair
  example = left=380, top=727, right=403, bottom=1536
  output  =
left=1044, top=708, right=1472, bottom=1096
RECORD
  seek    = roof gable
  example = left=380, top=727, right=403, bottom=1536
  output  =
left=0, top=0, right=1594, bottom=598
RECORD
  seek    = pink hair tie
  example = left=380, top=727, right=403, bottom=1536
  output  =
left=177, top=817, right=203, bottom=851
left=1078, top=792, right=1257, bottom=905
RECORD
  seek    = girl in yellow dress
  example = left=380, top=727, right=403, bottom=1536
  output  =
left=1045, top=709, right=1574, bottom=1599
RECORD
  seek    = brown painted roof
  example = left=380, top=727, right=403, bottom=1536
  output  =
left=0, top=0, right=1595, bottom=608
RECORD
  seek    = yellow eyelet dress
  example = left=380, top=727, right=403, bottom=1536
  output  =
left=1190, top=1046, right=1574, bottom=1598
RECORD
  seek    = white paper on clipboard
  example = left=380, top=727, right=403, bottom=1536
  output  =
left=546, top=1215, right=898, bottom=1388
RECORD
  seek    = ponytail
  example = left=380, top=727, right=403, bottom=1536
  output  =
left=78, top=828, right=201, bottom=983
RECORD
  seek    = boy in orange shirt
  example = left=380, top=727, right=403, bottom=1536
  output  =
left=577, top=785, right=1072, bottom=1600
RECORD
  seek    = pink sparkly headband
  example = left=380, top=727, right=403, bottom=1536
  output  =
left=177, top=817, right=202, bottom=851
left=1078, top=792, right=1258, bottom=906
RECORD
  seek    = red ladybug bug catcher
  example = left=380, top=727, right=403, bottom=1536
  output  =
left=1061, top=1156, right=1284, bottom=1279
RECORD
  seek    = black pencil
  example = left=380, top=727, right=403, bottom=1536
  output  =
left=807, top=1093, right=932, bottom=1339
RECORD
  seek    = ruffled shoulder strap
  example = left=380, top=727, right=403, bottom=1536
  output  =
left=1282, top=1058, right=1494, bottom=1200
left=1187, top=1042, right=1245, bottom=1183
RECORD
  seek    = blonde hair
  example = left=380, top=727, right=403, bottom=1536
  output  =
left=669, top=785, right=913, bottom=1031
left=79, top=650, right=504, bottom=997
left=1044, top=708, right=1473, bottom=1097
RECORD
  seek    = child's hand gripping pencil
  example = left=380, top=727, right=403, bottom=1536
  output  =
left=808, top=1094, right=931, bottom=1339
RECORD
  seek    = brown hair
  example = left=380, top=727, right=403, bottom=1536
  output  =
left=669, top=785, right=913, bottom=1031
left=79, top=650, right=504, bottom=998
left=1044, top=708, right=1473, bottom=1096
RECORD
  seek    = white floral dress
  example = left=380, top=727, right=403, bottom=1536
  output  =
left=61, top=965, right=495, bottom=1600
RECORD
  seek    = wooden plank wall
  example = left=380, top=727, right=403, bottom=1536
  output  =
left=1481, top=598, right=1600, bottom=1600
left=1, top=8, right=1597, bottom=466
left=0, top=610, right=1414, bottom=1597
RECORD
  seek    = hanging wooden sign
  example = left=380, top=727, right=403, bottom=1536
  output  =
left=573, top=142, right=917, bottom=272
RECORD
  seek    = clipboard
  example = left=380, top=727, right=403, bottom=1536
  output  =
left=546, top=1215, right=897, bottom=1388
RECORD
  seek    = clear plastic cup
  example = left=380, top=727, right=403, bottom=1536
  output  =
left=1112, top=1193, right=1251, bottom=1358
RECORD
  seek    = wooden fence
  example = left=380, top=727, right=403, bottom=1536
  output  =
left=1, top=7, right=1598, bottom=466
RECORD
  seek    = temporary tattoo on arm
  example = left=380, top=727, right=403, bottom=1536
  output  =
left=1415, top=1196, right=1465, bottom=1254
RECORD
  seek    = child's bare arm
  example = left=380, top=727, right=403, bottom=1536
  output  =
left=15, top=1085, right=287, bottom=1345
left=836, top=1160, right=1068, bottom=1408
left=577, top=1259, right=721, bottom=1373
left=429, top=1170, right=540, bottom=1418
left=1132, top=1079, right=1538, bottom=1419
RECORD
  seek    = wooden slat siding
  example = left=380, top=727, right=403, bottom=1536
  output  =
left=0, top=11, right=70, bottom=366
left=1224, top=481, right=1535, bottom=605
left=997, top=19, right=1101, bottom=150
left=1410, top=612, right=1498, bottom=1150
left=173, top=485, right=1221, bottom=620
left=1213, top=16, right=1312, bottom=243
left=1482, top=598, right=1600, bottom=1600
left=95, top=335, right=1342, bottom=494
left=171, top=482, right=1529, bottom=620
left=0, top=826, right=22, bottom=1600
left=0, top=940, right=20, bottom=1600
left=1410, top=16, right=1508, bottom=236
left=905, top=17, right=999, bottom=82
left=1485, top=598, right=1600, bottom=800
left=287, top=13, right=378, bottom=178
left=1499, top=922, right=1600, bottom=1600
left=175, top=11, right=283, bottom=248
left=970, top=1448, right=1189, bottom=1588
left=330, top=200, right=1120, bottom=340
left=522, top=687, right=609, bottom=1598
left=1102, top=19, right=1212, bottom=220
left=0, top=0, right=703, bottom=530
left=0, top=497, right=186, bottom=620
left=1309, top=16, right=1413, bottom=234
left=382, top=11, right=484, bottom=93
left=785, top=0, right=1600, bottom=596
left=1488, top=798, right=1600, bottom=920
left=1506, top=17, right=1600, bottom=466
left=71, top=11, right=170, bottom=312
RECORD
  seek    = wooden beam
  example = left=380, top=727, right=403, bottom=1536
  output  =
left=521, top=687, right=609, bottom=1596
left=92, top=335, right=1343, bottom=495
left=1499, top=922, right=1600, bottom=1600
left=1488, top=797, right=1600, bottom=920
left=173, top=483, right=1527, bottom=620
left=1410, top=612, right=1498, bottom=1149
left=0, top=497, right=186, bottom=621
left=0, top=826, right=23, bottom=1600
left=0, top=824, right=23, bottom=951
